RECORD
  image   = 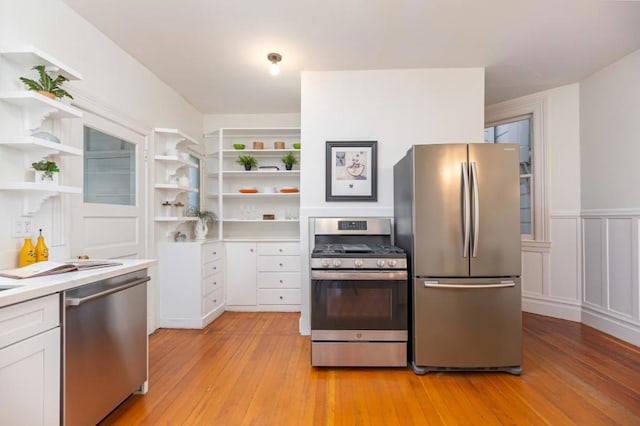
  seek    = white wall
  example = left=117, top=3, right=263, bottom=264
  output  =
left=0, top=0, right=203, bottom=333
left=298, top=68, right=485, bottom=333
left=0, top=0, right=203, bottom=269
left=580, top=49, right=640, bottom=346
left=487, top=84, right=583, bottom=321
left=203, top=113, right=300, bottom=134
left=581, top=50, right=640, bottom=212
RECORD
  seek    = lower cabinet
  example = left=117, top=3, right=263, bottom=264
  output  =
left=159, top=240, right=225, bottom=328
left=0, top=294, right=61, bottom=426
left=226, top=241, right=301, bottom=311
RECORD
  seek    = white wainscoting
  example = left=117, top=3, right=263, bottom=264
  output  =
left=521, top=213, right=582, bottom=321
left=581, top=211, right=640, bottom=346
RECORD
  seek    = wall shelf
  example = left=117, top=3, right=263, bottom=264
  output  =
left=0, top=183, right=81, bottom=215
left=0, top=91, right=82, bottom=131
left=0, top=136, right=82, bottom=158
left=0, top=45, right=83, bottom=80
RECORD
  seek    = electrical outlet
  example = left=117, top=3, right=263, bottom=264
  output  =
left=11, top=217, right=34, bottom=238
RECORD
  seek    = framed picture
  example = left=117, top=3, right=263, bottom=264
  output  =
left=325, top=141, right=377, bottom=201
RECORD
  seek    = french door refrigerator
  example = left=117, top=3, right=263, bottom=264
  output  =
left=393, top=143, right=522, bottom=375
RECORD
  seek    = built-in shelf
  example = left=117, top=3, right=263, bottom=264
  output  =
left=0, top=183, right=81, bottom=215
left=0, top=91, right=82, bottom=131
left=0, top=45, right=83, bottom=80
left=154, top=184, right=199, bottom=192
left=222, top=170, right=299, bottom=176
left=154, top=155, right=199, bottom=169
left=223, top=219, right=299, bottom=223
left=222, top=192, right=299, bottom=198
left=154, top=217, right=199, bottom=222
left=221, top=148, right=300, bottom=156
left=0, top=137, right=82, bottom=157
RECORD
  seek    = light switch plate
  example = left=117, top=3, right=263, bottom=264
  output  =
left=12, top=217, right=34, bottom=237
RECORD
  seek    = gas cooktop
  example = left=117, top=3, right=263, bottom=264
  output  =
left=312, top=243, right=406, bottom=257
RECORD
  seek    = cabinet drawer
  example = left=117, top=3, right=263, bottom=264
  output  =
left=202, top=271, right=224, bottom=296
left=257, top=272, right=300, bottom=289
left=203, top=258, right=224, bottom=278
left=257, top=242, right=300, bottom=256
left=257, top=255, right=300, bottom=272
left=257, top=289, right=301, bottom=305
left=0, top=294, right=59, bottom=350
left=203, top=243, right=224, bottom=264
left=203, top=288, right=224, bottom=314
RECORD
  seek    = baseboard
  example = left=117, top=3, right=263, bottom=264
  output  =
left=522, top=294, right=582, bottom=322
left=582, top=306, right=640, bottom=347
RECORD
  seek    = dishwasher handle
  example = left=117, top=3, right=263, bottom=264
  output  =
left=65, top=276, right=150, bottom=307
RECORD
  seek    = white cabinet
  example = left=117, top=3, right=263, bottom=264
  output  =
left=204, top=128, right=300, bottom=240
left=0, top=294, right=61, bottom=426
left=158, top=241, right=224, bottom=328
left=225, top=242, right=257, bottom=306
left=226, top=241, right=300, bottom=311
left=153, top=128, right=200, bottom=239
left=0, top=46, right=83, bottom=214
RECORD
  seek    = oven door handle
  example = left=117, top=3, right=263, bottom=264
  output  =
left=311, top=271, right=408, bottom=281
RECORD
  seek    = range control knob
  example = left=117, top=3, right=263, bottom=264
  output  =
left=354, top=259, right=364, bottom=267
left=376, top=259, right=386, bottom=268
left=321, top=259, right=330, bottom=267
left=387, top=259, right=397, bottom=267
left=332, top=259, right=342, bottom=267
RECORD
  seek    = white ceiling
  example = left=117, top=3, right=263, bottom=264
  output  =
left=62, top=0, right=640, bottom=114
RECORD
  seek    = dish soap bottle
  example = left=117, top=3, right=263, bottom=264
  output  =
left=19, top=238, right=36, bottom=267
left=35, top=229, right=49, bottom=262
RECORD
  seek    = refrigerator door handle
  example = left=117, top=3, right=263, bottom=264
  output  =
left=423, top=280, right=515, bottom=289
left=470, top=161, right=479, bottom=258
left=462, top=162, right=470, bottom=258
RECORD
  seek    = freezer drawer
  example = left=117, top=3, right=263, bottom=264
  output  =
left=412, top=277, right=522, bottom=373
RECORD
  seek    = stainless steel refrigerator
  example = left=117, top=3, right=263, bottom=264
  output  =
left=393, top=143, right=522, bottom=375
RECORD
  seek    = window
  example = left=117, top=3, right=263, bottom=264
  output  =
left=484, top=115, right=532, bottom=236
left=83, top=126, right=136, bottom=205
left=188, top=153, right=201, bottom=212
left=485, top=95, right=547, bottom=242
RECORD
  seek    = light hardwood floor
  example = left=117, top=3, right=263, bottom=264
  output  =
left=101, top=312, right=640, bottom=425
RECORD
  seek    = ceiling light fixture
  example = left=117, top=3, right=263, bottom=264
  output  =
left=267, top=52, right=282, bottom=76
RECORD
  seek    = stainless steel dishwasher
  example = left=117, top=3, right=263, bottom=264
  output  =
left=63, top=269, right=149, bottom=426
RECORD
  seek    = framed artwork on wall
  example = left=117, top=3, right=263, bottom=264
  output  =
left=325, top=141, right=377, bottom=202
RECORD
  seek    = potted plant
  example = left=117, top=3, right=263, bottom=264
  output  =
left=19, top=65, right=74, bottom=100
left=236, top=155, right=258, bottom=171
left=188, top=208, right=216, bottom=240
left=32, top=159, right=60, bottom=184
left=281, top=152, right=298, bottom=170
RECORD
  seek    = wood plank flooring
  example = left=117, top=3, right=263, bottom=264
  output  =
left=101, top=312, right=640, bottom=425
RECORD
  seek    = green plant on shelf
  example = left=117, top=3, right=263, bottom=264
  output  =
left=280, top=152, right=298, bottom=170
left=236, top=155, right=258, bottom=170
left=19, top=65, right=74, bottom=100
left=31, top=159, right=60, bottom=179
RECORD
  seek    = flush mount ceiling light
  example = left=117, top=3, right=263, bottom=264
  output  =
left=267, top=52, right=282, bottom=76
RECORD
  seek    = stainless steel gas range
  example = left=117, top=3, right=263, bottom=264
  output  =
left=310, top=217, right=408, bottom=367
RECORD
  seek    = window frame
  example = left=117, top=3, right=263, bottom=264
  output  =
left=485, top=95, right=548, bottom=242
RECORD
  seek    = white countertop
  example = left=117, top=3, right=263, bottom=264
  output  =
left=0, top=259, right=156, bottom=308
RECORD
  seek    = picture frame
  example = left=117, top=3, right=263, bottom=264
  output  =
left=325, top=141, right=377, bottom=202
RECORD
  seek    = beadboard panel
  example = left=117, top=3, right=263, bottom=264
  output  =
left=583, top=218, right=604, bottom=306
left=522, top=215, right=581, bottom=320
left=608, top=218, right=634, bottom=316
left=549, top=216, right=581, bottom=301
left=581, top=214, right=640, bottom=346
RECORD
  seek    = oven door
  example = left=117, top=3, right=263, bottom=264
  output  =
left=311, top=270, right=408, bottom=332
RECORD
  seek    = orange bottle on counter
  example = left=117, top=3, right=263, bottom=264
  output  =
left=19, top=238, right=36, bottom=267
left=35, top=229, right=49, bottom=262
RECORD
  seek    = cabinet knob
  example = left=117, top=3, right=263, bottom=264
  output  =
left=279, top=279, right=283, bottom=283
left=279, top=296, right=284, bottom=300
left=250, top=248, right=254, bottom=252
left=279, top=248, right=283, bottom=252
left=213, top=251, right=217, bottom=255
left=213, top=266, right=217, bottom=270
left=279, top=263, right=283, bottom=267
